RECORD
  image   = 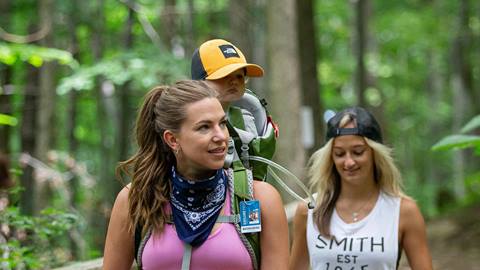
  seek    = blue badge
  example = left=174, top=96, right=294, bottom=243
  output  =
left=239, top=200, right=262, bottom=233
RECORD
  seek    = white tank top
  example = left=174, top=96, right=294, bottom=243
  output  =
left=307, top=191, right=401, bottom=270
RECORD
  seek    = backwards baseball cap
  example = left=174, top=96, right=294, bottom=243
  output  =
left=191, top=39, right=264, bottom=80
left=325, top=107, right=383, bottom=143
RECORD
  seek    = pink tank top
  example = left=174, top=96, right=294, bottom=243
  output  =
left=141, top=191, right=253, bottom=270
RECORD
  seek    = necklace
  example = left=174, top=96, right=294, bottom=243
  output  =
left=347, top=190, right=377, bottom=222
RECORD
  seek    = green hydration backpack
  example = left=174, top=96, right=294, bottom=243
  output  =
left=220, top=89, right=278, bottom=269
left=227, top=90, right=316, bottom=209
left=224, top=90, right=316, bottom=268
left=225, top=89, right=279, bottom=181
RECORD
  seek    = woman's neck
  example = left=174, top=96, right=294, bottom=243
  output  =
left=175, top=164, right=217, bottom=181
left=339, top=181, right=379, bottom=201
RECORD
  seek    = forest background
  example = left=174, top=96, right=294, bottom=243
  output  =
left=0, top=0, right=479, bottom=269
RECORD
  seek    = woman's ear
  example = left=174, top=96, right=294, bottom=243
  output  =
left=163, top=130, right=178, bottom=152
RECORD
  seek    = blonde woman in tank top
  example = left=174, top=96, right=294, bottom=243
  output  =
left=103, top=80, right=288, bottom=270
left=289, top=107, right=432, bottom=270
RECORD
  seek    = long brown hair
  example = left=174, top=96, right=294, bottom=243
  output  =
left=116, top=80, right=218, bottom=234
left=309, top=114, right=406, bottom=237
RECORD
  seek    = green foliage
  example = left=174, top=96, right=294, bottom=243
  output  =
left=0, top=207, right=79, bottom=269
left=316, top=1, right=353, bottom=107
left=432, top=115, right=480, bottom=152
left=0, top=42, right=78, bottom=68
left=432, top=135, right=480, bottom=151
left=0, top=152, right=95, bottom=267
left=432, top=115, right=480, bottom=205
left=57, top=50, right=188, bottom=94
left=461, top=115, right=480, bottom=133
left=315, top=1, right=474, bottom=218
left=0, top=113, right=18, bottom=126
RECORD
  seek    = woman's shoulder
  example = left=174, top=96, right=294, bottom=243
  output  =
left=399, top=196, right=426, bottom=231
left=252, top=180, right=283, bottom=206
left=253, top=180, right=279, bottom=197
left=114, top=184, right=131, bottom=207
left=399, top=196, right=422, bottom=217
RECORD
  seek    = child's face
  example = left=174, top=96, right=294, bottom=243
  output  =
left=207, top=69, right=247, bottom=105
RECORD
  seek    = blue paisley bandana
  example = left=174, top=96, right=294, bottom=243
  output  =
left=170, top=166, right=227, bottom=246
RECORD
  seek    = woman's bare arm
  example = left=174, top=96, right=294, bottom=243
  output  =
left=103, top=187, right=135, bottom=270
left=289, top=202, right=310, bottom=270
left=254, top=181, right=289, bottom=270
left=400, top=198, right=433, bottom=270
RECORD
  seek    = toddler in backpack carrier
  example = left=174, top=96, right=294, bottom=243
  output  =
left=190, top=38, right=278, bottom=181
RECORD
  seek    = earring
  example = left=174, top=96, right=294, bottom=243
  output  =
left=174, top=147, right=180, bottom=155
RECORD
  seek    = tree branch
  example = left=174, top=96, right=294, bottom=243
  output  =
left=119, top=0, right=163, bottom=49
left=0, top=25, right=50, bottom=43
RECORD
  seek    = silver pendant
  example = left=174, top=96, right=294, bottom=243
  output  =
left=352, top=212, right=359, bottom=222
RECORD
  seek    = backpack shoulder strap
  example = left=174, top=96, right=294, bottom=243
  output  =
left=134, top=224, right=142, bottom=265
left=228, top=165, right=261, bottom=270
left=134, top=225, right=152, bottom=269
left=232, top=160, right=253, bottom=199
left=134, top=217, right=173, bottom=268
left=228, top=106, right=246, bottom=130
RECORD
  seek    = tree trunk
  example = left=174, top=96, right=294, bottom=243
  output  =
left=451, top=75, right=467, bottom=200
left=0, top=68, right=12, bottom=154
left=34, top=0, right=56, bottom=219
left=160, top=0, right=177, bottom=52
left=228, top=0, right=252, bottom=59
left=90, top=0, right=115, bottom=251
left=206, top=0, right=221, bottom=38
left=249, top=0, right=267, bottom=98
left=20, top=64, right=39, bottom=215
left=36, top=0, right=56, bottom=162
left=353, top=0, right=368, bottom=107
left=296, top=0, right=323, bottom=157
left=458, top=0, right=478, bottom=114
left=117, top=0, right=135, bottom=165
left=184, top=0, right=195, bottom=57
left=426, top=48, right=455, bottom=210
left=66, top=0, right=85, bottom=260
left=450, top=37, right=468, bottom=201
left=266, top=0, right=305, bottom=190
left=0, top=0, right=12, bottom=154
left=449, top=0, right=476, bottom=200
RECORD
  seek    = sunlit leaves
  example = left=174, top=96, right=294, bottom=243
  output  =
left=432, top=135, right=480, bottom=151
left=461, top=115, right=480, bottom=134
left=433, top=115, right=480, bottom=152
left=0, top=43, right=78, bottom=68
left=57, top=51, right=187, bottom=94
left=0, top=113, right=18, bottom=126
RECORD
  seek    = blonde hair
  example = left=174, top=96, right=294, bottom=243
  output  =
left=309, top=114, right=407, bottom=236
left=116, top=80, right=218, bottom=234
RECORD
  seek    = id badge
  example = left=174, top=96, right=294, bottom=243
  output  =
left=239, top=200, right=262, bottom=233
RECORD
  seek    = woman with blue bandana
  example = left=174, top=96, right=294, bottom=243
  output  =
left=103, top=80, right=289, bottom=270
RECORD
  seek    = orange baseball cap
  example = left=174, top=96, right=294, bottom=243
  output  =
left=191, top=39, right=264, bottom=80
